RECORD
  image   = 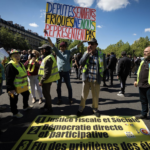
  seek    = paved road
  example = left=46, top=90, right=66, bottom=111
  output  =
left=0, top=71, right=149, bottom=149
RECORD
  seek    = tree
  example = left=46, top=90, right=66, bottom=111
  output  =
left=130, top=37, right=150, bottom=57
left=0, top=27, right=31, bottom=50
left=40, top=40, right=47, bottom=46
left=0, top=27, right=14, bottom=50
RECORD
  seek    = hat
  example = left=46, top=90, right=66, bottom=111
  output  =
left=10, top=49, right=20, bottom=55
left=60, top=41, right=67, bottom=47
left=88, top=38, right=98, bottom=45
left=121, top=51, right=126, bottom=56
left=38, top=44, right=51, bottom=49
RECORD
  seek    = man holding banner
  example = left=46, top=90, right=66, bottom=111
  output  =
left=77, top=38, right=104, bottom=117
left=44, top=2, right=96, bottom=104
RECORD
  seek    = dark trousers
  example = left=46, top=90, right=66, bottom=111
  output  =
left=57, top=72, right=72, bottom=100
left=9, top=90, right=29, bottom=115
left=139, top=87, right=150, bottom=116
left=103, top=70, right=107, bottom=85
left=109, top=69, right=114, bottom=84
left=42, top=83, right=52, bottom=109
left=129, top=70, right=131, bottom=77
left=120, top=75, right=128, bottom=94
left=78, top=68, right=81, bottom=79
left=105, top=69, right=109, bottom=80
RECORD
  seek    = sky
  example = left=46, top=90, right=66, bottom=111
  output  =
left=0, top=0, right=150, bottom=49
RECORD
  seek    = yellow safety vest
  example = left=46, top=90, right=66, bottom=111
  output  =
left=7, top=60, right=28, bottom=88
left=82, top=51, right=104, bottom=77
left=27, top=59, right=39, bottom=73
left=38, top=55, right=60, bottom=83
left=137, top=60, right=150, bottom=84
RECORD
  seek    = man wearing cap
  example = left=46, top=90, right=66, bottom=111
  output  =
left=47, top=37, right=86, bottom=104
left=134, top=46, right=150, bottom=119
left=77, top=38, right=104, bottom=117
left=117, top=51, right=131, bottom=97
left=38, top=44, right=60, bottom=113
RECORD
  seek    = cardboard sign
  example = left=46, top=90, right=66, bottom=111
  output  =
left=12, top=115, right=150, bottom=150
left=0, top=47, right=9, bottom=62
left=44, top=2, right=96, bottom=41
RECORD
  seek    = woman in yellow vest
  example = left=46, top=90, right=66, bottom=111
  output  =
left=24, top=50, right=43, bottom=104
left=5, top=49, right=33, bottom=118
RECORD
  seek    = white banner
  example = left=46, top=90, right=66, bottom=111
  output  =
left=0, top=47, right=9, bottom=62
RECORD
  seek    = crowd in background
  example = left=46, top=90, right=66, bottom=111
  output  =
left=0, top=41, right=149, bottom=120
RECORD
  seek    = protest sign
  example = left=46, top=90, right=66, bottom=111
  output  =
left=12, top=115, right=150, bottom=150
left=0, top=47, right=9, bottom=62
left=44, top=2, right=96, bottom=41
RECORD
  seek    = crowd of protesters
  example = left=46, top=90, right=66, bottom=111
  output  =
left=0, top=37, right=150, bottom=120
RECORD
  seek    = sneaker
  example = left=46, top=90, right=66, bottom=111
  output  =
left=42, top=108, right=53, bottom=114
left=135, top=115, right=147, bottom=119
left=32, top=97, right=36, bottom=104
left=77, top=111, right=83, bottom=117
left=57, top=99, right=62, bottom=105
left=69, top=99, right=73, bottom=104
left=13, top=112, right=23, bottom=118
left=117, top=93, right=125, bottom=97
left=103, top=84, right=108, bottom=87
left=118, top=91, right=122, bottom=94
left=39, top=98, right=43, bottom=104
left=92, top=109, right=100, bottom=117
left=24, top=105, right=33, bottom=111
left=0, top=106, right=7, bottom=111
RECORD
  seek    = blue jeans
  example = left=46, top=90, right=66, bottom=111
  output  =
left=139, top=87, right=150, bottom=116
left=57, top=72, right=72, bottom=100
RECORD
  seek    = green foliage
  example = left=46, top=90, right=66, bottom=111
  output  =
left=0, top=27, right=31, bottom=50
left=0, top=27, right=14, bottom=49
left=40, top=40, right=47, bottom=46
left=104, top=37, right=150, bottom=58
left=130, top=36, right=150, bottom=57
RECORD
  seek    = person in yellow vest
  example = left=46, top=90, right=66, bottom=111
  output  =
left=134, top=46, right=150, bottom=119
left=24, top=50, right=43, bottom=104
left=77, top=38, right=104, bottom=117
left=5, top=49, right=33, bottom=118
left=38, top=44, right=60, bottom=113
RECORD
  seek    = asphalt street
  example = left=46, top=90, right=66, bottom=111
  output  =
left=0, top=71, right=149, bottom=150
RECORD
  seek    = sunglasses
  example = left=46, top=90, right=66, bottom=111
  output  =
left=88, top=43, right=96, bottom=45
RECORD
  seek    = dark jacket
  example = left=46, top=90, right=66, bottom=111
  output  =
left=106, top=56, right=110, bottom=66
left=108, top=55, right=117, bottom=70
left=20, top=54, right=28, bottom=64
left=117, top=56, right=131, bottom=77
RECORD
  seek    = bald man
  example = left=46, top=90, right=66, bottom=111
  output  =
left=134, top=46, right=150, bottom=119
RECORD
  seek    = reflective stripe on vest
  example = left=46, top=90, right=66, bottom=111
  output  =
left=38, top=54, right=60, bottom=83
left=137, top=60, right=150, bottom=84
left=82, top=51, right=104, bottom=77
left=27, top=59, right=39, bottom=73
left=7, top=60, right=28, bottom=88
